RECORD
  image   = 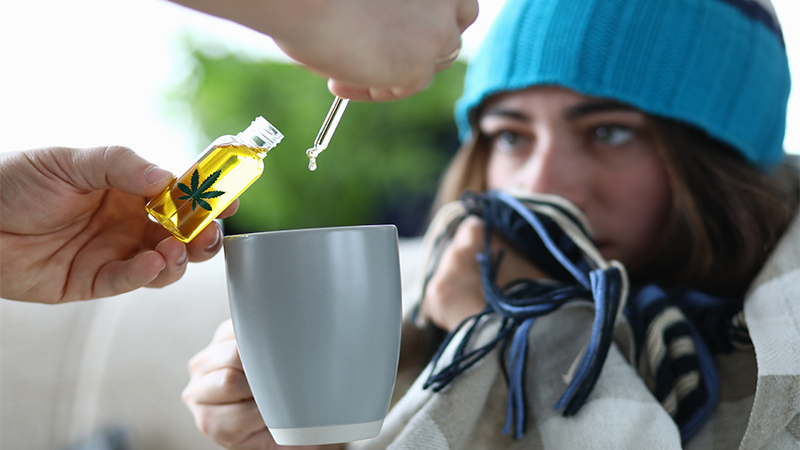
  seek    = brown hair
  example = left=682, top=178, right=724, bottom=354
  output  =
left=433, top=116, right=799, bottom=297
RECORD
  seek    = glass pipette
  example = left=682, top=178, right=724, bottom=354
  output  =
left=306, top=96, right=350, bottom=171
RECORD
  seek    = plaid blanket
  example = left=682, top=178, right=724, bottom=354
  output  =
left=352, top=197, right=800, bottom=449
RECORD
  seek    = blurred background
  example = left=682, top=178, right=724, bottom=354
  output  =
left=2, top=3, right=800, bottom=450
left=1, top=0, right=799, bottom=237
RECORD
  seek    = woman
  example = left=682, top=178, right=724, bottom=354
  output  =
left=182, top=0, right=800, bottom=448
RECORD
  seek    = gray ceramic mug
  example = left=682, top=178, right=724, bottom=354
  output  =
left=223, top=225, right=402, bottom=446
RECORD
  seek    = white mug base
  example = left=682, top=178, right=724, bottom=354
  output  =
left=270, top=420, right=384, bottom=446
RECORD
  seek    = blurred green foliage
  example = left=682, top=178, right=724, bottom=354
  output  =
left=170, top=44, right=466, bottom=236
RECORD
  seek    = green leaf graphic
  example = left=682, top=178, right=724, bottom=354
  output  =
left=177, top=182, right=194, bottom=197
left=196, top=199, right=212, bottom=211
left=200, top=190, right=225, bottom=199
left=176, top=169, right=225, bottom=212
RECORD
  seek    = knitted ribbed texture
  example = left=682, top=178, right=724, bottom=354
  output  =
left=455, top=0, right=790, bottom=168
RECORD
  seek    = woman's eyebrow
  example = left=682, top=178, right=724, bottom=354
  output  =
left=480, top=108, right=530, bottom=123
left=564, top=101, right=636, bottom=120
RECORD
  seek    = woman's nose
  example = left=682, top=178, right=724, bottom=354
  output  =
left=514, top=137, right=587, bottom=205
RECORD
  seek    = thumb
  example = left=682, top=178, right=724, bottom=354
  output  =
left=64, top=146, right=174, bottom=196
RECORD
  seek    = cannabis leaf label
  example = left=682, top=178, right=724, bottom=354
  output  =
left=177, top=169, right=225, bottom=212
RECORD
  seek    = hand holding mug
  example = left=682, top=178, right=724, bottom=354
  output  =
left=183, top=319, right=342, bottom=450
left=223, top=225, right=402, bottom=446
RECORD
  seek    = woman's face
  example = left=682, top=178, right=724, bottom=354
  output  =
left=481, top=86, right=671, bottom=270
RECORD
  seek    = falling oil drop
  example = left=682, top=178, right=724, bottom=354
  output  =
left=306, top=147, right=321, bottom=172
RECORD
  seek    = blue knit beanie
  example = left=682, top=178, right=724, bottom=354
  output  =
left=455, top=0, right=791, bottom=168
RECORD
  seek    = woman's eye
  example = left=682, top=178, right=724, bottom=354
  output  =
left=490, top=131, right=527, bottom=153
left=593, top=126, right=633, bottom=146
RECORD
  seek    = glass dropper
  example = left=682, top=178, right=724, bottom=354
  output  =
left=306, top=96, right=350, bottom=171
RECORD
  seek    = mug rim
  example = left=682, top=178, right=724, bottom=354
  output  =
left=223, top=224, right=397, bottom=243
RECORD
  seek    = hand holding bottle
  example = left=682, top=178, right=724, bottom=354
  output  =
left=170, top=0, right=479, bottom=101
left=0, top=146, right=235, bottom=303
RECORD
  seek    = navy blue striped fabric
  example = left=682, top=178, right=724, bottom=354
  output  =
left=718, top=0, right=784, bottom=46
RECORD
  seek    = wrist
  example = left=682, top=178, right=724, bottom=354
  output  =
left=169, top=0, right=330, bottom=42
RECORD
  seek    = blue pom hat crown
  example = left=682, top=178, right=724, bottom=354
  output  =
left=455, top=0, right=790, bottom=168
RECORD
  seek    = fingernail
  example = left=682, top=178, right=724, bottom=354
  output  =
left=177, top=247, right=188, bottom=265
left=434, top=41, right=462, bottom=65
left=144, top=165, right=173, bottom=185
left=205, top=227, right=222, bottom=252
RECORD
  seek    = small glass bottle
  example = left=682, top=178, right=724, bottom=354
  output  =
left=146, top=117, right=283, bottom=243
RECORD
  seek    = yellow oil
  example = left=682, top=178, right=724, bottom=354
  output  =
left=306, top=145, right=323, bottom=171
left=146, top=144, right=265, bottom=242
